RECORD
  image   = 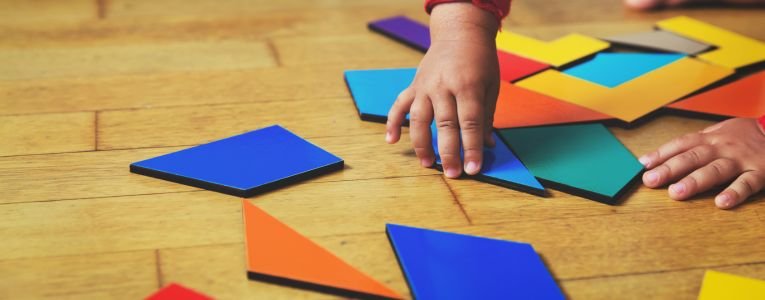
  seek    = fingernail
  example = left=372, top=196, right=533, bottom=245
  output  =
left=716, top=194, right=731, bottom=208
left=420, top=158, right=431, bottom=167
left=465, top=161, right=479, bottom=174
left=645, top=171, right=658, bottom=184
left=385, top=132, right=392, bottom=143
left=669, top=183, right=685, bottom=195
left=445, top=167, right=461, bottom=178
left=638, top=156, right=651, bottom=167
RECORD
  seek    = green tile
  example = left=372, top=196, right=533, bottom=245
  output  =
left=499, top=124, right=644, bottom=204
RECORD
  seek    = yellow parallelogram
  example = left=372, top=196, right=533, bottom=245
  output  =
left=495, top=32, right=610, bottom=67
left=698, top=270, right=765, bottom=300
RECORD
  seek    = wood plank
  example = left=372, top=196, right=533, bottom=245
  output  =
left=0, top=112, right=94, bottom=156
left=0, top=133, right=438, bottom=204
left=158, top=235, right=409, bottom=299
left=0, top=0, right=96, bottom=26
left=447, top=208, right=765, bottom=280
left=96, top=98, right=381, bottom=150
left=0, top=175, right=465, bottom=260
left=561, top=262, right=765, bottom=300
left=0, top=251, right=157, bottom=300
left=0, top=61, right=412, bottom=116
left=0, top=40, right=276, bottom=81
left=271, top=34, right=423, bottom=66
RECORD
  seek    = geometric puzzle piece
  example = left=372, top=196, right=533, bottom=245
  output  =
left=386, top=224, right=565, bottom=300
left=657, top=16, right=765, bottom=69
left=498, top=50, right=550, bottom=82
left=603, top=30, right=712, bottom=55
left=698, top=270, right=765, bottom=300
left=499, top=123, right=644, bottom=204
left=130, top=125, right=343, bottom=197
left=345, top=68, right=416, bottom=123
left=493, top=81, right=612, bottom=128
left=145, top=283, right=213, bottom=300
left=563, top=52, right=685, bottom=88
left=516, top=57, right=734, bottom=122
left=368, top=15, right=430, bottom=52
left=431, top=124, right=547, bottom=196
left=667, top=70, right=765, bottom=118
left=496, top=31, right=610, bottom=67
left=243, top=201, right=402, bottom=300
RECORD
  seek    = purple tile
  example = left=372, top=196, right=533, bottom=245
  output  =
left=368, top=16, right=430, bottom=52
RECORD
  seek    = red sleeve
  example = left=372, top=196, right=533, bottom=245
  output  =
left=758, top=115, right=765, bottom=133
left=425, top=0, right=511, bottom=24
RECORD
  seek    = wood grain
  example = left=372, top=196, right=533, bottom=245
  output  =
left=0, top=112, right=95, bottom=156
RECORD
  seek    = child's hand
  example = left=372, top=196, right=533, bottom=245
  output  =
left=640, top=118, right=765, bottom=209
left=386, top=3, right=500, bottom=178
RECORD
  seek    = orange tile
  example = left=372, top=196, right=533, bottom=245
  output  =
left=668, top=70, right=765, bottom=118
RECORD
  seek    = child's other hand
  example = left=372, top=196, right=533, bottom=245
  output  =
left=640, top=118, right=765, bottom=209
left=386, top=3, right=500, bottom=178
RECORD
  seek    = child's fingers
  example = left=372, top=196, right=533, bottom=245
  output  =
left=433, top=93, right=463, bottom=178
left=484, top=81, right=499, bottom=148
left=643, top=145, right=716, bottom=188
left=640, top=133, right=704, bottom=169
left=409, top=96, right=435, bottom=168
left=667, top=158, right=740, bottom=200
left=456, top=90, right=485, bottom=176
left=715, top=171, right=765, bottom=209
left=386, top=87, right=415, bottom=144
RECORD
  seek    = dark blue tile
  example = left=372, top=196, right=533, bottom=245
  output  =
left=368, top=16, right=430, bottom=52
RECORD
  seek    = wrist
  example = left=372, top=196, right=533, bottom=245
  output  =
left=430, top=3, right=499, bottom=44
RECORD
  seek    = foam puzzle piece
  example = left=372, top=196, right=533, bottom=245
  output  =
left=430, top=124, right=546, bottom=196
left=657, top=16, right=765, bottom=69
left=131, top=125, right=343, bottom=197
left=603, top=30, right=711, bottom=55
left=345, top=68, right=416, bottom=123
left=516, top=57, right=733, bottom=122
left=368, top=16, right=430, bottom=52
left=145, top=283, right=213, bottom=300
left=493, top=81, right=611, bottom=128
left=499, top=123, right=643, bottom=204
left=386, top=224, right=565, bottom=300
left=563, top=53, right=685, bottom=88
left=496, top=31, right=610, bottom=67
left=668, top=70, right=765, bottom=118
left=497, top=50, right=550, bottom=82
left=243, top=201, right=402, bottom=300
left=698, top=270, right=765, bottom=300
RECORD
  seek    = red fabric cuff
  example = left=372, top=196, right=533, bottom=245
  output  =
left=758, top=115, right=765, bottom=133
left=424, top=0, right=511, bottom=25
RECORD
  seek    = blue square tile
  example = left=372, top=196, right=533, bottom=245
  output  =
left=130, top=125, right=343, bottom=197
left=344, top=68, right=416, bottom=123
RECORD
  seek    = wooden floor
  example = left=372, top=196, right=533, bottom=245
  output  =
left=1, top=1, right=764, bottom=299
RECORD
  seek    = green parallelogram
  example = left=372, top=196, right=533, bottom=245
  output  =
left=499, top=124, right=644, bottom=205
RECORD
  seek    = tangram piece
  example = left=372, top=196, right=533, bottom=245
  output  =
left=698, top=270, right=765, bottom=300
left=368, top=16, right=430, bottom=52
left=564, top=53, right=685, bottom=88
left=145, top=283, right=213, bottom=300
left=603, top=30, right=711, bottom=55
left=386, top=224, right=565, bottom=300
left=345, top=68, right=416, bottom=123
left=430, top=124, right=547, bottom=196
left=243, top=201, right=402, bottom=300
left=499, top=123, right=644, bottom=204
left=668, top=70, right=765, bottom=118
left=497, top=50, right=550, bottom=82
left=516, top=57, right=733, bottom=122
left=493, top=81, right=611, bottom=128
left=130, top=125, right=343, bottom=197
left=496, top=31, right=610, bottom=67
left=657, top=16, right=765, bottom=69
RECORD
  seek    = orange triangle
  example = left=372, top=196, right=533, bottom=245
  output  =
left=493, top=81, right=612, bottom=128
left=667, top=70, right=765, bottom=118
left=242, top=201, right=402, bottom=299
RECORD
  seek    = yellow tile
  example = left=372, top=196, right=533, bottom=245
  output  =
left=516, top=57, right=733, bottom=122
left=698, top=270, right=765, bottom=300
left=495, top=32, right=609, bottom=67
left=657, top=16, right=765, bottom=69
